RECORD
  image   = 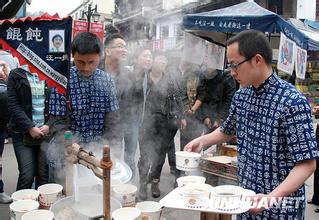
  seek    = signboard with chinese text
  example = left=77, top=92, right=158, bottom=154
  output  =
left=0, top=14, right=72, bottom=93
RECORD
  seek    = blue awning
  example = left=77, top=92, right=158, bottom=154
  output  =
left=183, top=2, right=319, bottom=51
left=304, top=19, right=319, bottom=30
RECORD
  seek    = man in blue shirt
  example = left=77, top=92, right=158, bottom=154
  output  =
left=184, top=30, right=319, bottom=219
left=48, top=32, right=119, bottom=143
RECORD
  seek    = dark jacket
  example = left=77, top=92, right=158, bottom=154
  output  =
left=7, top=68, right=50, bottom=133
left=141, top=72, right=184, bottom=130
left=202, top=69, right=236, bottom=123
left=0, top=79, right=8, bottom=128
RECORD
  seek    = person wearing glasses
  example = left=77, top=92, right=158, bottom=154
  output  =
left=103, top=34, right=147, bottom=183
left=103, top=33, right=131, bottom=161
left=184, top=30, right=319, bottom=219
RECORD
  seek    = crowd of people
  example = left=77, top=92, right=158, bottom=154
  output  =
left=0, top=30, right=318, bottom=219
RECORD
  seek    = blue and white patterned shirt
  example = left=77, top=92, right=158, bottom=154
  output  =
left=221, top=73, right=319, bottom=219
left=49, top=66, right=119, bottom=143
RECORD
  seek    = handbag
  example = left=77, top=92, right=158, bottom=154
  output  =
left=166, top=81, right=181, bottom=129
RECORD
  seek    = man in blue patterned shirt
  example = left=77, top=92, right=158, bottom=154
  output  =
left=48, top=32, right=119, bottom=143
left=184, top=30, right=319, bottom=219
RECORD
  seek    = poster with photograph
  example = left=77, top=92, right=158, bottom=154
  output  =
left=277, top=32, right=296, bottom=75
left=49, top=30, right=65, bottom=53
left=295, top=46, right=307, bottom=80
left=0, top=14, right=72, bottom=93
left=182, top=33, right=225, bottom=70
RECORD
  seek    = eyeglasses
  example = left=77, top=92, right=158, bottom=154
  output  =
left=226, top=56, right=254, bottom=71
left=108, top=45, right=127, bottom=50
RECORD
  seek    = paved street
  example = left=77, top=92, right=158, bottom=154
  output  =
left=0, top=134, right=318, bottom=219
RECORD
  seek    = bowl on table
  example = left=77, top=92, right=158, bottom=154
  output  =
left=210, top=185, right=245, bottom=210
left=175, top=151, right=201, bottom=171
left=176, top=175, right=206, bottom=187
left=11, top=189, right=40, bottom=202
left=179, top=183, right=212, bottom=208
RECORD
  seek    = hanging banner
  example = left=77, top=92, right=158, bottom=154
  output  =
left=295, top=46, right=307, bottom=80
left=73, top=20, right=104, bottom=42
left=0, top=14, right=72, bottom=93
left=277, top=32, right=296, bottom=75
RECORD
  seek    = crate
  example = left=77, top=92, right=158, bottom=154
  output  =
left=199, top=158, right=237, bottom=182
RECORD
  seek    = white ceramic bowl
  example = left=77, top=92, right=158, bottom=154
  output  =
left=176, top=176, right=206, bottom=187
left=175, top=151, right=201, bottom=171
left=10, top=200, right=39, bottom=220
left=112, top=184, right=137, bottom=207
left=21, top=209, right=54, bottom=220
left=211, top=185, right=243, bottom=198
left=135, top=201, right=163, bottom=220
left=112, top=207, right=141, bottom=220
left=210, top=185, right=244, bottom=210
left=179, top=183, right=212, bottom=200
left=11, top=189, right=40, bottom=202
left=37, top=184, right=63, bottom=208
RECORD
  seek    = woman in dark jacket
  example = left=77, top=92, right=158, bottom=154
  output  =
left=7, top=67, right=50, bottom=190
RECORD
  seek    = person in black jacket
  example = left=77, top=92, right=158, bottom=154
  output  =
left=138, top=51, right=185, bottom=200
left=201, top=69, right=236, bottom=133
left=0, top=60, right=12, bottom=203
left=7, top=67, right=50, bottom=190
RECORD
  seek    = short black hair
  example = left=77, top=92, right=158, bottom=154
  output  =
left=227, top=30, right=273, bottom=65
left=104, top=33, right=124, bottom=47
left=71, top=32, right=102, bottom=55
left=52, top=34, right=63, bottom=42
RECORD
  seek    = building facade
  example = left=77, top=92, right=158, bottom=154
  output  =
left=113, top=0, right=316, bottom=52
left=68, top=0, right=114, bottom=27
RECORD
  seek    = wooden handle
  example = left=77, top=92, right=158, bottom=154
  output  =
left=102, top=145, right=111, bottom=220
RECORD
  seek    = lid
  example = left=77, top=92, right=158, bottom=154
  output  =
left=64, top=131, right=73, bottom=139
left=111, top=159, right=132, bottom=184
left=96, top=159, right=132, bottom=185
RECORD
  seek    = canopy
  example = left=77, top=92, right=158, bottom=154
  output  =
left=183, top=1, right=319, bottom=51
